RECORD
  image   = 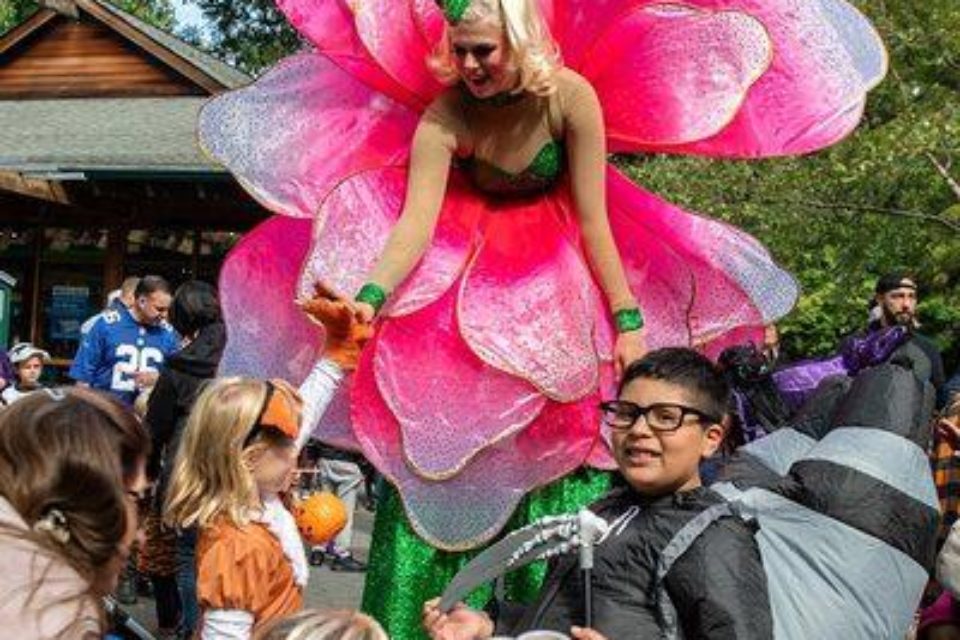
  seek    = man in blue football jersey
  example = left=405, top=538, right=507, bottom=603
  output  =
left=70, top=275, right=179, bottom=405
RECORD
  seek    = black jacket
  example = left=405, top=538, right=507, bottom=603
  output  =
left=501, top=486, right=772, bottom=639
left=145, top=322, right=226, bottom=505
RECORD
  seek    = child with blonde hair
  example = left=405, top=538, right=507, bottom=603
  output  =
left=255, top=609, right=389, bottom=640
left=165, top=376, right=307, bottom=638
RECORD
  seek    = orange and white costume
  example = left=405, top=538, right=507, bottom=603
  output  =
left=196, top=495, right=308, bottom=638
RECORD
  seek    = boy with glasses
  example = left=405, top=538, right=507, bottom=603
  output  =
left=424, top=347, right=771, bottom=639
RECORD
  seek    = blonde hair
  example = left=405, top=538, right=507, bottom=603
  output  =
left=255, top=610, right=389, bottom=640
left=164, top=377, right=291, bottom=530
left=427, top=0, right=561, bottom=97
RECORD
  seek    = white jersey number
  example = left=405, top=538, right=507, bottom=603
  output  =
left=110, top=345, right=164, bottom=392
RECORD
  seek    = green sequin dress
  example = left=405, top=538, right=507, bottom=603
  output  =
left=362, top=469, right=611, bottom=640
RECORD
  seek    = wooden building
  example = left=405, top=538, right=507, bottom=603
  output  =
left=0, top=0, right=268, bottom=365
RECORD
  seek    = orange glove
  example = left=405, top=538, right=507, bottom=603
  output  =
left=299, top=283, right=373, bottom=371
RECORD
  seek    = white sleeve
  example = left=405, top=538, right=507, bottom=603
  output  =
left=296, top=358, right=345, bottom=450
left=260, top=494, right=310, bottom=587
left=201, top=609, right=255, bottom=640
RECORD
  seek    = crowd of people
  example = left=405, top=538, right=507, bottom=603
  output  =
left=0, top=268, right=958, bottom=640
left=1, top=0, right=958, bottom=638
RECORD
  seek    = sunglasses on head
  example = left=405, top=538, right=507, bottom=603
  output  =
left=243, top=379, right=302, bottom=448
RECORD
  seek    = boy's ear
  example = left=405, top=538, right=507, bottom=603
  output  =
left=700, top=417, right=727, bottom=459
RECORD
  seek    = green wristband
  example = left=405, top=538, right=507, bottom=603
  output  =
left=356, top=283, right=388, bottom=315
left=614, top=307, right=644, bottom=333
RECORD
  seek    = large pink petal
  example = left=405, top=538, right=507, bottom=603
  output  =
left=352, top=333, right=598, bottom=550
left=307, top=374, right=363, bottom=453
left=353, top=0, right=445, bottom=106
left=374, top=287, right=546, bottom=480
left=459, top=191, right=600, bottom=402
left=606, top=167, right=797, bottom=355
left=576, top=0, right=887, bottom=157
left=218, top=216, right=321, bottom=383
left=198, top=53, right=417, bottom=219
left=550, top=0, right=638, bottom=69
left=296, top=168, right=480, bottom=316
left=277, top=0, right=423, bottom=109
left=669, top=0, right=887, bottom=157
left=580, top=5, right=773, bottom=149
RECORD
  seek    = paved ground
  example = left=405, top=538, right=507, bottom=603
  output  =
left=121, top=505, right=374, bottom=635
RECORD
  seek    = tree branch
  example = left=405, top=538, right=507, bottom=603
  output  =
left=751, top=198, right=960, bottom=234
left=925, top=152, right=960, bottom=200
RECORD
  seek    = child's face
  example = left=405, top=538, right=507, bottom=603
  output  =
left=249, top=441, right=298, bottom=495
left=611, top=377, right=725, bottom=496
left=16, top=357, right=43, bottom=385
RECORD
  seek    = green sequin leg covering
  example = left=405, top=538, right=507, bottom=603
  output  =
left=361, top=468, right=612, bottom=640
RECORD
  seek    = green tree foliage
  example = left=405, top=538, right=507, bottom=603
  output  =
left=0, top=0, right=174, bottom=34
left=0, top=0, right=38, bottom=34
left=619, top=0, right=960, bottom=367
left=191, top=0, right=300, bottom=74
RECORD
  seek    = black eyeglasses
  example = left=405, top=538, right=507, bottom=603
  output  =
left=599, top=400, right=722, bottom=432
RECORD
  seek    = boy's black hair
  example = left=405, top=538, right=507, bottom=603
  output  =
left=618, top=347, right=730, bottom=421
left=169, top=280, right=222, bottom=336
left=134, top=274, right=172, bottom=299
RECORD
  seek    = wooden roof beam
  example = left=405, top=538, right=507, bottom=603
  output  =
left=77, top=0, right=225, bottom=94
left=0, top=170, right=73, bottom=205
left=0, top=9, right=58, bottom=57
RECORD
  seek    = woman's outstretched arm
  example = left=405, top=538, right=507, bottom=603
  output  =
left=562, top=70, right=646, bottom=371
left=358, top=103, right=459, bottom=319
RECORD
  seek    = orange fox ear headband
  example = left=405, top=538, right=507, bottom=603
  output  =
left=243, top=379, right=302, bottom=447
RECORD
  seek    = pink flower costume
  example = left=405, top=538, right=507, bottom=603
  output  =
left=199, top=0, right=885, bottom=634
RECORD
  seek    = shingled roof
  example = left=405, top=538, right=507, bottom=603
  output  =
left=0, top=0, right=251, bottom=175
left=0, top=97, right=216, bottom=174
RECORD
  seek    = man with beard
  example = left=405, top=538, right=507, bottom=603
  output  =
left=866, top=271, right=945, bottom=402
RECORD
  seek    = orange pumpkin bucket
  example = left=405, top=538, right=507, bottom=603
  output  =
left=292, top=491, right=348, bottom=546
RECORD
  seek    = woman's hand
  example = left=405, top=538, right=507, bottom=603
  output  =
left=422, top=598, right=494, bottom=640
left=614, top=330, right=647, bottom=379
left=355, top=301, right=377, bottom=324
left=298, top=283, right=373, bottom=370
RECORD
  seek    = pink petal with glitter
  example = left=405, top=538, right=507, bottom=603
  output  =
left=307, top=375, right=363, bottom=453
left=218, top=216, right=321, bottom=383
left=606, top=167, right=797, bottom=354
left=459, top=193, right=600, bottom=402
left=675, top=0, right=886, bottom=157
left=580, top=5, right=773, bottom=149
left=352, top=335, right=597, bottom=549
left=374, top=287, right=546, bottom=480
left=605, top=0, right=887, bottom=156
left=276, top=0, right=423, bottom=109
left=353, top=0, right=445, bottom=105
left=297, top=168, right=479, bottom=316
left=549, top=0, right=638, bottom=68
left=198, top=53, right=417, bottom=219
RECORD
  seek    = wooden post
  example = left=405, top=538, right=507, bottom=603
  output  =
left=103, top=226, right=126, bottom=294
left=27, top=225, right=42, bottom=344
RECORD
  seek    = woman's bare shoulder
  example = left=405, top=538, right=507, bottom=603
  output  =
left=423, top=87, right=464, bottom=128
left=553, top=68, right=600, bottom=118
left=554, top=68, right=597, bottom=97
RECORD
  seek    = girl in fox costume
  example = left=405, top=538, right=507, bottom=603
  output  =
left=199, top=0, right=886, bottom=635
